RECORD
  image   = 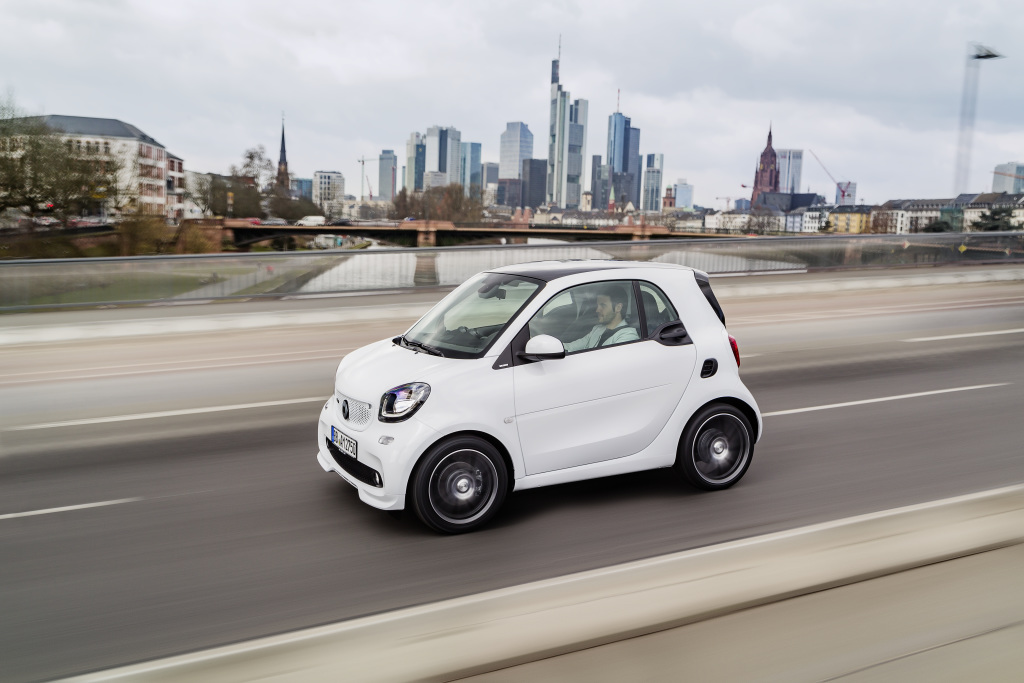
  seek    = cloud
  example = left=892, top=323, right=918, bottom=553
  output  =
left=1, top=0, right=1020, bottom=204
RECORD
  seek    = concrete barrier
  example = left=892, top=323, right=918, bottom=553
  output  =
left=60, top=484, right=1024, bottom=683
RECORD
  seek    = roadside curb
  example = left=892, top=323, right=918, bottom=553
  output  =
left=59, top=485, right=1024, bottom=683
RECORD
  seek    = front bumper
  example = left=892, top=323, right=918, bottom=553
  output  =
left=315, top=398, right=436, bottom=511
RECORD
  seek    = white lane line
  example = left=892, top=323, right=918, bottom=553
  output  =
left=903, top=328, right=1024, bottom=343
left=6, top=397, right=327, bottom=431
left=0, top=498, right=141, bottom=521
left=763, top=383, right=1008, bottom=417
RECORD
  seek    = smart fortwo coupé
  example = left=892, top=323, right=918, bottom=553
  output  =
left=316, top=261, right=761, bottom=533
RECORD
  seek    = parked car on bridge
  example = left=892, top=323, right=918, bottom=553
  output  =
left=316, top=261, right=761, bottom=533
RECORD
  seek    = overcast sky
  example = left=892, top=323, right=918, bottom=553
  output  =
left=3, top=0, right=1021, bottom=207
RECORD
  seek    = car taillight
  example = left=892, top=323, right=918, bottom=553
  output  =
left=729, top=334, right=740, bottom=367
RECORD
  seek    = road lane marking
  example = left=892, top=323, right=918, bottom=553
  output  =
left=0, top=498, right=141, bottom=521
left=762, top=383, right=1008, bottom=417
left=6, top=397, right=327, bottom=431
left=902, top=328, right=1024, bottom=343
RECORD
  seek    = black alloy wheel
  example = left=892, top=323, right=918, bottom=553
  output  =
left=411, top=435, right=508, bottom=534
left=676, top=403, right=754, bottom=490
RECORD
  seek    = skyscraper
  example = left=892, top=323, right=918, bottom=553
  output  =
left=547, top=53, right=588, bottom=209
left=643, top=153, right=664, bottom=211
left=776, top=149, right=803, bottom=194
left=521, top=159, right=547, bottom=209
left=405, top=133, right=425, bottom=192
left=425, top=125, right=462, bottom=186
left=751, top=127, right=779, bottom=204
left=993, top=162, right=1024, bottom=193
left=607, top=112, right=642, bottom=208
left=378, top=149, right=397, bottom=201
left=674, top=179, right=694, bottom=209
left=481, top=162, right=499, bottom=187
left=499, top=123, right=533, bottom=180
left=590, top=155, right=609, bottom=210
left=460, top=142, right=482, bottom=195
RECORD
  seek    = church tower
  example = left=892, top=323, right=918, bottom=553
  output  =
left=275, top=119, right=290, bottom=196
left=750, top=126, right=779, bottom=205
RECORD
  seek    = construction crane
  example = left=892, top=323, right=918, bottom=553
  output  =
left=356, top=156, right=379, bottom=202
left=994, top=170, right=1024, bottom=182
left=809, top=149, right=853, bottom=204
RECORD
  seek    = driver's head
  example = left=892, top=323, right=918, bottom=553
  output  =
left=595, top=285, right=627, bottom=327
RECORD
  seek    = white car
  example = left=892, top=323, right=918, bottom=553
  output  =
left=316, top=261, right=761, bottom=533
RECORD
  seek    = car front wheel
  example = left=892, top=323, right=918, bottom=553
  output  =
left=410, top=436, right=508, bottom=534
left=676, top=404, right=754, bottom=490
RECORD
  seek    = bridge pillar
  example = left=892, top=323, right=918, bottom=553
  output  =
left=414, top=252, right=439, bottom=287
left=416, top=227, right=437, bottom=247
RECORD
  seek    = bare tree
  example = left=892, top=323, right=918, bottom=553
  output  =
left=231, top=146, right=274, bottom=190
left=184, top=172, right=215, bottom=216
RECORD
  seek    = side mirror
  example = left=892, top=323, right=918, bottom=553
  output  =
left=518, top=334, right=566, bottom=362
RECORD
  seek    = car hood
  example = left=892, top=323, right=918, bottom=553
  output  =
left=335, top=338, right=454, bottom=403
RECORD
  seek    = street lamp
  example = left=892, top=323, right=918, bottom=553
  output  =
left=954, top=43, right=1003, bottom=195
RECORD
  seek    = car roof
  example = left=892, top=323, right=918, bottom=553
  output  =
left=488, top=260, right=696, bottom=283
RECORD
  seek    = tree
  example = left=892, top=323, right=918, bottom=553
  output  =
left=389, top=184, right=484, bottom=222
left=184, top=172, right=214, bottom=216
left=230, top=146, right=273, bottom=191
left=1, top=93, right=129, bottom=224
left=269, top=195, right=322, bottom=222
left=972, top=207, right=1015, bottom=231
left=921, top=220, right=953, bottom=233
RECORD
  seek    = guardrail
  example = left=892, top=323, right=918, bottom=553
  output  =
left=2, top=232, right=1023, bottom=311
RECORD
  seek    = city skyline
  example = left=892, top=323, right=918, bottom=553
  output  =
left=2, top=1, right=1021, bottom=208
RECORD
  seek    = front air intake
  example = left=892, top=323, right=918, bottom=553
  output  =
left=325, top=438, right=383, bottom=487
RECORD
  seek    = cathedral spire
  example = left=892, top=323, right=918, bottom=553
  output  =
left=278, top=116, right=287, bottom=167
left=275, top=115, right=290, bottom=195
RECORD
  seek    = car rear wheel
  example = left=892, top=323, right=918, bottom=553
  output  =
left=411, top=436, right=508, bottom=534
left=676, top=404, right=753, bottom=490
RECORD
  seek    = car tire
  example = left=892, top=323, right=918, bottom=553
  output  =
left=410, top=436, right=508, bottom=534
left=676, top=403, right=754, bottom=491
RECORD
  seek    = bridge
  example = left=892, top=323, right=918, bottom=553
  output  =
left=217, top=219, right=710, bottom=248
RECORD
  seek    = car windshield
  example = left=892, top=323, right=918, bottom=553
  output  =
left=402, top=272, right=542, bottom=358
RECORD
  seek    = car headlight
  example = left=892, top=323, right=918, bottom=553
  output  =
left=378, top=382, right=430, bottom=422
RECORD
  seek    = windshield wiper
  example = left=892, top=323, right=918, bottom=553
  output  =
left=397, top=335, right=445, bottom=357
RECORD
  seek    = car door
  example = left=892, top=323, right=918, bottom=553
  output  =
left=512, top=279, right=697, bottom=475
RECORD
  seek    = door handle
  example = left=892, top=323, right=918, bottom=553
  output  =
left=654, top=322, right=691, bottom=346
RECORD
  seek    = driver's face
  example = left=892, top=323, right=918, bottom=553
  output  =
left=596, top=295, right=618, bottom=325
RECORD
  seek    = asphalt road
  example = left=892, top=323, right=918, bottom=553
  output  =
left=2, top=276, right=1024, bottom=681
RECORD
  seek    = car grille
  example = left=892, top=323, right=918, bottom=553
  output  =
left=325, top=438, right=383, bottom=487
left=336, top=391, right=373, bottom=429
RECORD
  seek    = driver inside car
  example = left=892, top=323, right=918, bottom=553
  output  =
left=563, top=285, right=639, bottom=352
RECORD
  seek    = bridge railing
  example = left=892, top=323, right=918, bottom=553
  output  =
left=2, top=233, right=1023, bottom=311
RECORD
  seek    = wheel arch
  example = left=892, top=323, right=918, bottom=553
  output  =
left=407, top=429, right=517, bottom=498
left=680, top=397, right=760, bottom=451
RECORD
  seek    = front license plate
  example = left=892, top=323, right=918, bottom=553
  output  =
left=331, top=426, right=358, bottom=459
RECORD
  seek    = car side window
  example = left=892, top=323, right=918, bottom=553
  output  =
left=638, top=282, right=680, bottom=337
left=528, top=280, right=640, bottom=354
